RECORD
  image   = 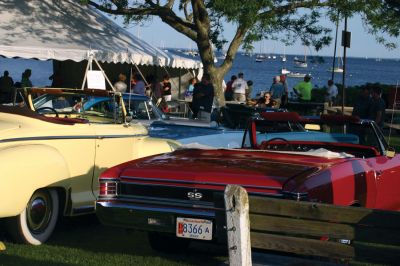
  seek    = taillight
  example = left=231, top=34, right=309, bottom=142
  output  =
left=99, top=179, right=119, bottom=198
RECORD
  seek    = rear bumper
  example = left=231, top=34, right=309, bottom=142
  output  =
left=96, top=201, right=226, bottom=242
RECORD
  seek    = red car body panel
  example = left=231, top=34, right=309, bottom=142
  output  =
left=96, top=113, right=400, bottom=244
left=100, top=147, right=400, bottom=210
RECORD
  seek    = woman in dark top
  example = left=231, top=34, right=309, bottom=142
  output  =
left=162, top=75, right=172, bottom=102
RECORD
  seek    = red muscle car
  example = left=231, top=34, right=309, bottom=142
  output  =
left=96, top=112, right=400, bottom=250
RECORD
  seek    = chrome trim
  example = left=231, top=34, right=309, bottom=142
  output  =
left=111, top=192, right=284, bottom=207
left=100, top=178, right=121, bottom=182
left=100, top=194, right=216, bottom=209
left=119, top=177, right=283, bottom=191
left=97, top=201, right=215, bottom=217
left=282, top=191, right=308, bottom=201
left=0, top=134, right=147, bottom=143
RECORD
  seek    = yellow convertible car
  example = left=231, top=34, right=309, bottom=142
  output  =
left=0, top=88, right=180, bottom=245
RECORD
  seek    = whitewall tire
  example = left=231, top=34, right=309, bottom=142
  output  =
left=6, top=189, right=59, bottom=245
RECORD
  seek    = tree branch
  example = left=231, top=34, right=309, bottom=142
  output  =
left=259, top=1, right=334, bottom=18
left=219, top=25, right=248, bottom=73
left=86, top=0, right=198, bottom=41
left=183, top=1, right=193, bottom=22
left=164, top=0, right=175, bottom=9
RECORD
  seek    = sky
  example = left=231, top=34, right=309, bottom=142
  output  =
left=115, top=13, right=400, bottom=59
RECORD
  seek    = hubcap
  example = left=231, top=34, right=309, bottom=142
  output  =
left=27, top=192, right=52, bottom=233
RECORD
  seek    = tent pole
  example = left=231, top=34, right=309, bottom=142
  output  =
left=80, top=56, right=92, bottom=90
left=133, top=63, right=149, bottom=87
left=93, top=57, right=115, bottom=91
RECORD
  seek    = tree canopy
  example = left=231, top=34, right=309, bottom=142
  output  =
left=82, top=0, right=400, bottom=105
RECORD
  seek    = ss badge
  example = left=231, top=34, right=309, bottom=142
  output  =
left=187, top=190, right=203, bottom=200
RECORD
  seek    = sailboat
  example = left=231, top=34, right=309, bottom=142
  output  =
left=287, top=72, right=308, bottom=78
left=294, top=47, right=308, bottom=68
left=328, top=48, right=344, bottom=73
left=255, top=42, right=266, bottom=62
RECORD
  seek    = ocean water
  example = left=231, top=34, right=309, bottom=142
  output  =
left=0, top=58, right=53, bottom=87
left=225, top=54, right=400, bottom=97
left=1, top=54, right=399, bottom=98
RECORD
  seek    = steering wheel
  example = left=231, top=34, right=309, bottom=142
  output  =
left=36, top=107, right=59, bottom=117
left=261, top=137, right=294, bottom=151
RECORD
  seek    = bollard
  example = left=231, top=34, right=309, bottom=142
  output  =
left=224, top=185, right=252, bottom=266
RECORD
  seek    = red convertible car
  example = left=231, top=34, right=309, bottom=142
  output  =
left=96, top=112, right=400, bottom=250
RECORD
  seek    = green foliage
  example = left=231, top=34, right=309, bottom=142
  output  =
left=84, top=1, right=400, bottom=54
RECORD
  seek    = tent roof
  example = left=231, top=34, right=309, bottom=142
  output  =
left=0, top=0, right=201, bottom=69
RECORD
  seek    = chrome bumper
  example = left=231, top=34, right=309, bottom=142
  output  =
left=96, top=201, right=219, bottom=235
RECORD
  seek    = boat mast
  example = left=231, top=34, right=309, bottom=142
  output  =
left=331, top=11, right=340, bottom=81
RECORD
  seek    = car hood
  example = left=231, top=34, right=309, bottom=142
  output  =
left=0, top=120, right=20, bottom=135
left=116, top=148, right=336, bottom=195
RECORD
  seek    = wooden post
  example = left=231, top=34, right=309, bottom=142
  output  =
left=224, top=185, right=252, bottom=266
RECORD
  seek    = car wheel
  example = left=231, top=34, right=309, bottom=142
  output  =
left=5, top=189, right=59, bottom=245
left=148, top=232, right=190, bottom=252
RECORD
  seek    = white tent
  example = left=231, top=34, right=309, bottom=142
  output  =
left=0, top=0, right=201, bottom=69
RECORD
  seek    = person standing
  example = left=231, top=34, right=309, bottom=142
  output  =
left=191, top=74, right=214, bottom=121
left=293, top=74, right=313, bottom=101
left=269, top=76, right=285, bottom=108
left=21, top=69, right=33, bottom=88
left=224, top=75, right=236, bottom=101
left=0, top=70, right=14, bottom=103
left=184, top=77, right=197, bottom=100
left=246, top=80, right=253, bottom=102
left=352, top=87, right=371, bottom=119
left=369, top=87, right=386, bottom=129
left=162, top=74, right=172, bottom=102
left=114, top=73, right=127, bottom=93
left=231, top=72, right=248, bottom=103
left=279, top=74, right=289, bottom=107
left=325, top=79, right=338, bottom=106
left=133, top=74, right=146, bottom=95
left=49, top=71, right=63, bottom=87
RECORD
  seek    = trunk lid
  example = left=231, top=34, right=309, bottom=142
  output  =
left=118, top=149, right=332, bottom=195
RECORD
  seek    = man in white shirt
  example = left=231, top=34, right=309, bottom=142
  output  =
left=325, top=79, right=338, bottom=106
left=231, top=72, right=248, bottom=103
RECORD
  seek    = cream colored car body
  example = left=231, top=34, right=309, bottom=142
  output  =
left=0, top=89, right=179, bottom=219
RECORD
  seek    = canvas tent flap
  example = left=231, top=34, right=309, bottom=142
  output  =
left=0, top=0, right=201, bottom=69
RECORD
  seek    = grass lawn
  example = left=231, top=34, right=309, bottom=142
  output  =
left=0, top=215, right=227, bottom=266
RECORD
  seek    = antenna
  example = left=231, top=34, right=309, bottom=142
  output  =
left=388, top=81, right=399, bottom=145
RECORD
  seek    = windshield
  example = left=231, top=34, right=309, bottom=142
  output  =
left=32, top=92, right=124, bottom=124
left=242, top=119, right=387, bottom=155
left=242, top=120, right=305, bottom=148
left=123, top=97, right=164, bottom=121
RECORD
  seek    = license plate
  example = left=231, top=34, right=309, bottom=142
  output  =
left=176, top=217, right=213, bottom=240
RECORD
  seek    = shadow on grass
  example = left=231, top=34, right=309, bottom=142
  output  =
left=47, top=214, right=226, bottom=266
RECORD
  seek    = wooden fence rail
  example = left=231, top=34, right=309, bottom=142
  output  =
left=224, top=184, right=400, bottom=265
